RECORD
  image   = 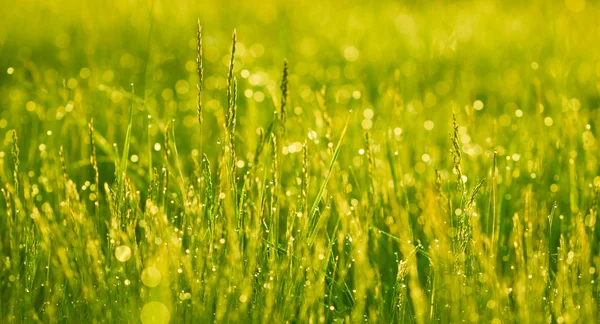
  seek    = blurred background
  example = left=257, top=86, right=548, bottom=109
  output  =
left=0, top=0, right=598, bottom=191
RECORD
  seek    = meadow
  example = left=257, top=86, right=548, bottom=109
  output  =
left=1, top=0, right=599, bottom=323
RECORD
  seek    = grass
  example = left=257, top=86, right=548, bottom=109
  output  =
left=1, top=0, right=600, bottom=323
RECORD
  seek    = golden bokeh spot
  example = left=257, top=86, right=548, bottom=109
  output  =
left=565, top=0, right=586, bottom=12
left=114, top=245, right=132, bottom=262
left=140, top=301, right=170, bottom=324
left=141, top=266, right=162, bottom=287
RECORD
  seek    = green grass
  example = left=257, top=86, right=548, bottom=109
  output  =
left=1, top=1, right=600, bottom=323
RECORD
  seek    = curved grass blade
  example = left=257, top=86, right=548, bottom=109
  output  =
left=306, top=114, right=350, bottom=245
left=118, top=83, right=135, bottom=203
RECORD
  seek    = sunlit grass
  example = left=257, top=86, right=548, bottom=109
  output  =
left=1, top=1, right=599, bottom=323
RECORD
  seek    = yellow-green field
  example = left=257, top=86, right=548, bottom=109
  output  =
left=1, top=0, right=599, bottom=323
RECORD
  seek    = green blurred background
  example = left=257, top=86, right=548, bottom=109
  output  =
left=0, top=0, right=598, bottom=201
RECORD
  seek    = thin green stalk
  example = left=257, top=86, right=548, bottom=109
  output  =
left=306, top=115, right=350, bottom=245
